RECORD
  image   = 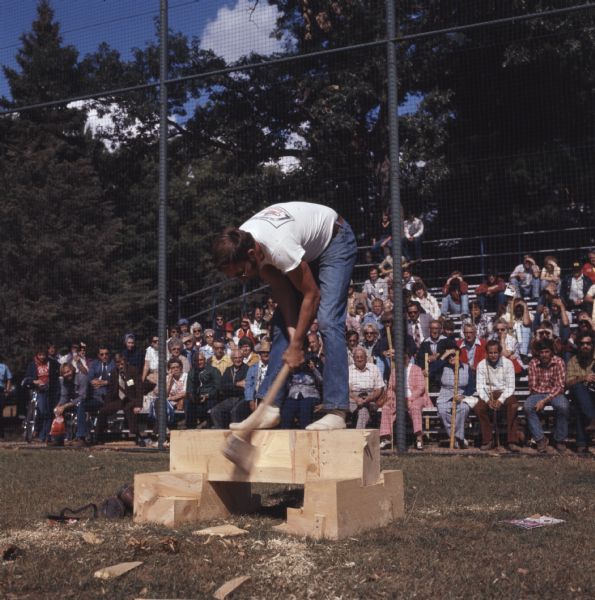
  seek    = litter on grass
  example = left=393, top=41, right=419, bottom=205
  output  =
left=499, top=515, right=565, bottom=530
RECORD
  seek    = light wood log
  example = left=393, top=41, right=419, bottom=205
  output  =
left=133, top=472, right=256, bottom=526
left=169, top=429, right=380, bottom=486
left=273, top=470, right=404, bottom=540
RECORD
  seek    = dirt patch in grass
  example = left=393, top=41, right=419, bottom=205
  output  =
left=0, top=449, right=594, bottom=599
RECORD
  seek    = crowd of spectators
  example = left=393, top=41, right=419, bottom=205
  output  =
left=2, top=246, right=595, bottom=454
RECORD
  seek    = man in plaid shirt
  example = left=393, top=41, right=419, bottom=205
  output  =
left=525, top=338, right=570, bottom=454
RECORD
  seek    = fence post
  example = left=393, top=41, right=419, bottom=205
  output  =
left=385, top=0, right=407, bottom=453
left=157, top=0, right=169, bottom=450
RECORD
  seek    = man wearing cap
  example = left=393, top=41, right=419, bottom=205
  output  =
left=213, top=201, right=357, bottom=430
left=244, top=341, right=271, bottom=411
left=561, top=261, right=592, bottom=314
left=509, top=255, right=540, bottom=300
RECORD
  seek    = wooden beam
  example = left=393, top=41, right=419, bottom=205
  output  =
left=169, top=429, right=380, bottom=486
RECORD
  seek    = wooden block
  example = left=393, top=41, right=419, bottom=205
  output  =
left=169, top=430, right=380, bottom=486
left=133, top=472, right=256, bottom=526
left=274, top=470, right=404, bottom=540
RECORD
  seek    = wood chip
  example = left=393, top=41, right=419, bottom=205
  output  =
left=94, top=561, right=143, bottom=580
left=193, top=525, right=248, bottom=538
left=213, top=575, right=251, bottom=599
left=82, top=532, right=104, bottom=545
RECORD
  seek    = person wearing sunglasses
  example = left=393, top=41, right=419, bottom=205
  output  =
left=71, top=345, right=115, bottom=447
left=566, top=333, right=595, bottom=453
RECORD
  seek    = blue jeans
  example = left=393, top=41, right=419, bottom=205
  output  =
left=76, top=397, right=104, bottom=440
left=280, top=394, right=317, bottom=429
left=440, top=294, right=469, bottom=316
left=569, top=384, right=595, bottom=447
left=36, top=389, right=55, bottom=442
left=437, top=400, right=470, bottom=440
left=524, top=393, right=569, bottom=443
left=511, top=278, right=540, bottom=300
left=259, top=219, right=357, bottom=411
left=477, top=292, right=506, bottom=313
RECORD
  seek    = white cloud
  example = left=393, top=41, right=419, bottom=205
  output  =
left=201, top=0, right=287, bottom=63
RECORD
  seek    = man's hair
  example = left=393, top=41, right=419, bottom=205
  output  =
left=213, top=228, right=256, bottom=268
left=578, top=332, right=594, bottom=345
left=485, top=340, right=501, bottom=353
left=535, top=338, right=554, bottom=353
left=411, top=281, right=426, bottom=294
left=463, top=323, right=477, bottom=333
left=167, top=357, right=182, bottom=368
left=238, top=338, right=254, bottom=350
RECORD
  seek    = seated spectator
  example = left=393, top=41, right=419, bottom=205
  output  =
left=509, top=255, right=540, bottom=300
left=501, top=299, right=532, bottom=358
left=263, top=296, right=277, bottom=325
left=177, top=318, right=190, bottom=336
left=566, top=332, right=595, bottom=453
left=186, top=352, right=221, bottom=429
left=244, top=342, right=271, bottom=410
left=250, top=306, right=267, bottom=340
left=346, top=302, right=366, bottom=335
left=362, top=298, right=386, bottom=333
left=182, top=334, right=196, bottom=364
left=122, top=334, right=143, bottom=369
left=213, top=313, right=226, bottom=342
left=456, top=323, right=487, bottom=392
left=565, top=313, right=594, bottom=358
left=561, top=261, right=592, bottom=314
left=150, top=357, right=187, bottom=434
left=209, top=339, right=232, bottom=375
left=348, top=347, right=385, bottom=429
left=475, top=272, right=506, bottom=313
left=530, top=320, right=564, bottom=358
left=201, top=329, right=215, bottom=360
left=582, top=249, right=595, bottom=285
left=52, top=363, right=87, bottom=446
left=190, top=322, right=203, bottom=349
left=72, top=345, right=115, bottom=447
left=525, top=339, right=570, bottom=454
left=347, top=281, right=366, bottom=320
left=281, top=350, right=323, bottom=429
left=534, top=292, right=571, bottom=344
left=405, top=347, right=433, bottom=450
left=210, top=350, right=249, bottom=429
left=95, top=354, right=144, bottom=446
left=362, top=266, right=389, bottom=310
left=168, top=338, right=190, bottom=373
left=464, top=301, right=492, bottom=340
left=474, top=340, right=520, bottom=452
left=442, top=319, right=457, bottom=344
left=378, top=247, right=393, bottom=282
left=403, top=212, right=424, bottom=261
left=63, top=341, right=91, bottom=375
left=142, top=335, right=160, bottom=388
left=441, top=271, right=470, bottom=316
left=238, top=337, right=259, bottom=367
left=406, top=302, right=432, bottom=350
left=47, top=343, right=62, bottom=366
left=346, top=330, right=360, bottom=366
left=308, top=332, right=324, bottom=361
left=402, top=265, right=420, bottom=292
left=167, top=325, right=181, bottom=345
left=371, top=212, right=392, bottom=261
left=491, top=319, right=524, bottom=374
left=235, top=315, right=257, bottom=346
left=431, top=346, right=472, bottom=449
left=410, top=281, right=440, bottom=319
left=415, top=319, right=447, bottom=391
left=540, top=255, right=561, bottom=293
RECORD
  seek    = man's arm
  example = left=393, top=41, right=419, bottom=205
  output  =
left=262, top=261, right=321, bottom=369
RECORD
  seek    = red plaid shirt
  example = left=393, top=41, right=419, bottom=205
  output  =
left=528, top=355, right=566, bottom=397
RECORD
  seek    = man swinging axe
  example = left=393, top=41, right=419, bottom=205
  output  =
left=213, top=202, right=357, bottom=430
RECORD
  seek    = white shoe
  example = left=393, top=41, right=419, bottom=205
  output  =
left=305, top=413, right=346, bottom=431
left=229, top=405, right=281, bottom=430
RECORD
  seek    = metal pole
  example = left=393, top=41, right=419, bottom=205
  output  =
left=386, top=0, right=407, bottom=453
left=157, top=0, right=168, bottom=450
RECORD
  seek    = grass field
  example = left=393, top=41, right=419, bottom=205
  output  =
left=0, top=448, right=594, bottom=599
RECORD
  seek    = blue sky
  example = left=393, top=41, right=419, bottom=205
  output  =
left=0, top=0, right=287, bottom=100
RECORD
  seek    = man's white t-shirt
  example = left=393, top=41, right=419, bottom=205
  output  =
left=240, top=202, right=338, bottom=273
